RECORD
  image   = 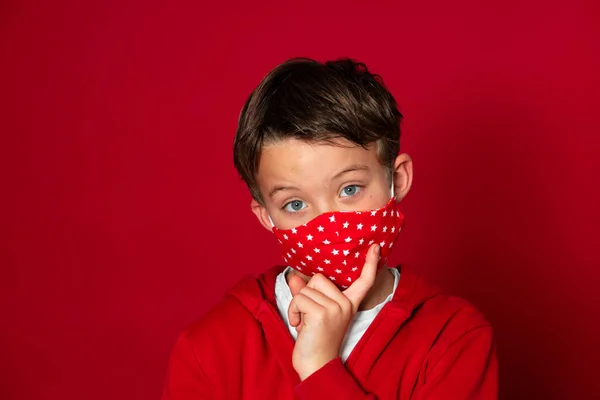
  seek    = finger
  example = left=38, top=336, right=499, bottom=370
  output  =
left=343, top=244, right=380, bottom=311
left=288, top=273, right=308, bottom=297
left=306, top=274, right=351, bottom=313
left=298, top=286, right=341, bottom=311
left=288, top=293, right=324, bottom=327
left=296, top=319, right=304, bottom=333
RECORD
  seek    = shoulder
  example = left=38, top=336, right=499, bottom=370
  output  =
left=393, top=272, right=498, bottom=396
left=181, top=292, right=261, bottom=352
left=423, top=293, right=491, bottom=330
left=176, top=267, right=281, bottom=353
left=393, top=267, right=494, bottom=355
left=395, top=266, right=492, bottom=331
left=163, top=291, right=262, bottom=398
left=427, top=294, right=494, bottom=355
left=167, top=294, right=260, bottom=383
left=414, top=291, right=495, bottom=375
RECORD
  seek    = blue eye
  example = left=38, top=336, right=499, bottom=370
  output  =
left=284, top=200, right=307, bottom=213
left=340, top=185, right=361, bottom=197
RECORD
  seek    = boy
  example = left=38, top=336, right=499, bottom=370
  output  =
left=162, top=58, right=497, bottom=399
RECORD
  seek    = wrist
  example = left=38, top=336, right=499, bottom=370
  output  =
left=297, top=356, right=338, bottom=381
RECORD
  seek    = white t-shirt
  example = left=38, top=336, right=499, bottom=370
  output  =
left=274, top=267, right=400, bottom=362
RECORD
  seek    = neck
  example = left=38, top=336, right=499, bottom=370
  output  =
left=358, top=266, right=395, bottom=310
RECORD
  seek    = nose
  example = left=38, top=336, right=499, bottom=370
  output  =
left=312, top=198, right=338, bottom=217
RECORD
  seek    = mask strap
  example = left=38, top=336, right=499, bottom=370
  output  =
left=268, top=215, right=275, bottom=228
left=391, top=180, right=396, bottom=199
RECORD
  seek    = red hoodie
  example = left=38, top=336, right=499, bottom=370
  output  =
left=162, top=266, right=497, bottom=399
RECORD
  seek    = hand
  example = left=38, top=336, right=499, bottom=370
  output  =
left=287, top=244, right=381, bottom=380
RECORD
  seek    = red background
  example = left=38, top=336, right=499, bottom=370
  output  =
left=1, top=1, right=599, bottom=399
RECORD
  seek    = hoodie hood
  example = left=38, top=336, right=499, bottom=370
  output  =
left=227, top=265, right=443, bottom=323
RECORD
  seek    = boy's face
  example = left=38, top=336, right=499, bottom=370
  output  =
left=251, top=137, right=412, bottom=231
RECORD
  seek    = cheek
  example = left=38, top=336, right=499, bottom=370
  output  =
left=363, top=194, right=389, bottom=210
left=357, top=185, right=391, bottom=210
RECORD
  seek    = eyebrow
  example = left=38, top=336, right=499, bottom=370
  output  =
left=269, top=185, right=300, bottom=198
left=331, top=164, right=370, bottom=181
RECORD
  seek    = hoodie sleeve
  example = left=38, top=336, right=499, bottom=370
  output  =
left=294, top=358, right=377, bottom=400
left=415, top=325, right=498, bottom=399
left=161, top=332, right=217, bottom=400
left=294, top=326, right=497, bottom=400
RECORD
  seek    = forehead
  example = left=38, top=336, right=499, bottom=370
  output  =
left=257, top=138, right=379, bottom=185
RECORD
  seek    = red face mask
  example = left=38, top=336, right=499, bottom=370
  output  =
left=271, top=190, right=404, bottom=289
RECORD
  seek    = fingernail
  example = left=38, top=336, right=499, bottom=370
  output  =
left=375, top=244, right=381, bottom=256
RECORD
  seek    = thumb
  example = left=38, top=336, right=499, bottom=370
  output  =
left=288, top=274, right=307, bottom=297
left=343, top=244, right=380, bottom=312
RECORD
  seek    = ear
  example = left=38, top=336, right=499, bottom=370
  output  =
left=251, top=198, right=275, bottom=231
left=393, top=153, right=413, bottom=202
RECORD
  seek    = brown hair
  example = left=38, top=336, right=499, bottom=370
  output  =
left=233, top=57, right=402, bottom=203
